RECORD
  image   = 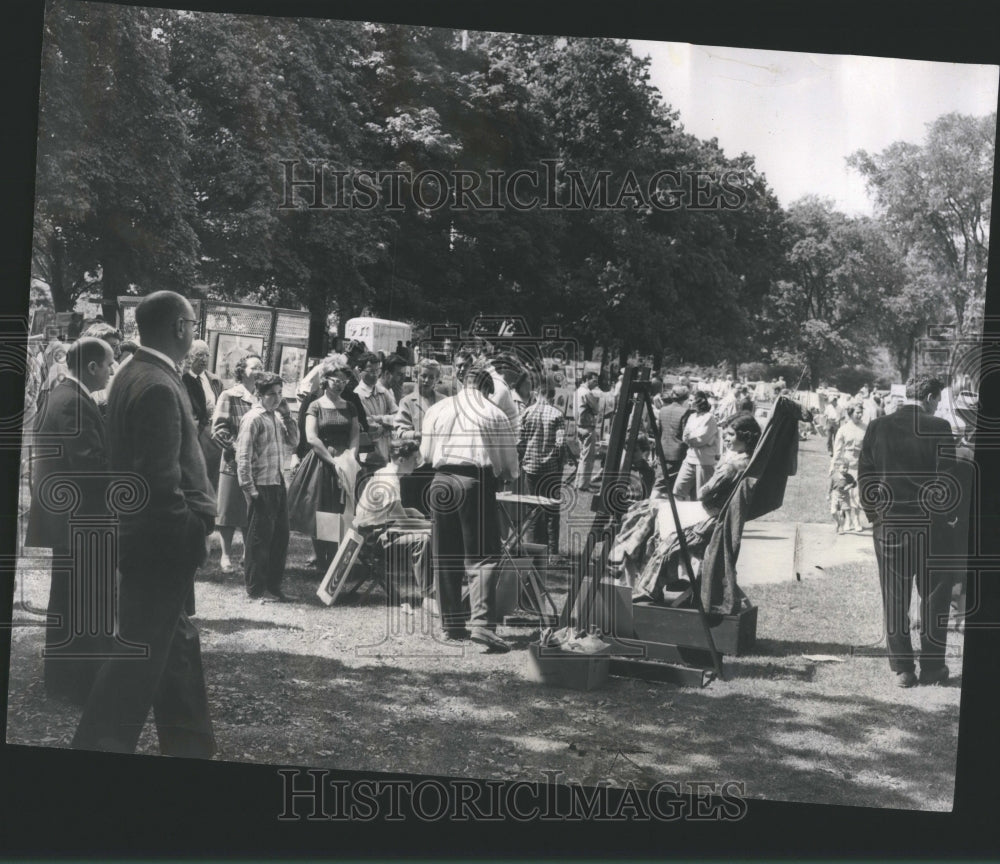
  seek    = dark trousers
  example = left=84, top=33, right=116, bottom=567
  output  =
left=872, top=520, right=952, bottom=674
left=400, top=463, right=436, bottom=514
left=523, top=465, right=563, bottom=555
left=245, top=484, right=289, bottom=598
left=429, top=466, right=501, bottom=633
left=380, top=531, right=432, bottom=603
left=72, top=515, right=215, bottom=757
left=44, top=545, right=115, bottom=707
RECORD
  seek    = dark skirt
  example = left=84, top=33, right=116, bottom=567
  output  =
left=287, top=449, right=345, bottom=537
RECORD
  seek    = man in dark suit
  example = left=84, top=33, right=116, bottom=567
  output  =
left=73, top=291, right=218, bottom=757
left=26, top=337, right=114, bottom=705
left=858, top=375, right=956, bottom=689
left=182, top=339, right=225, bottom=489
left=654, top=384, right=692, bottom=493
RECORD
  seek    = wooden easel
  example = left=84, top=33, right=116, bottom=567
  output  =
left=562, top=365, right=725, bottom=684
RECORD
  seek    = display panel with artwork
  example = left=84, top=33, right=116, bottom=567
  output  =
left=213, top=333, right=266, bottom=385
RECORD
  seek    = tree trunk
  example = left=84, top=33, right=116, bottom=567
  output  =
left=307, top=289, right=328, bottom=358
left=101, top=253, right=126, bottom=325
left=48, top=234, right=71, bottom=313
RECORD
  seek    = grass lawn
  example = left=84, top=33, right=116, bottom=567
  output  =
left=5, top=428, right=963, bottom=811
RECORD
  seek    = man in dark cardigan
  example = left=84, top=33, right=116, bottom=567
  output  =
left=73, top=291, right=218, bottom=757
left=858, top=375, right=957, bottom=689
left=26, top=337, right=114, bottom=705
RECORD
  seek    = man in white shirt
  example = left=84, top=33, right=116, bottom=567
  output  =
left=421, top=361, right=519, bottom=652
left=824, top=396, right=842, bottom=454
left=574, top=371, right=602, bottom=492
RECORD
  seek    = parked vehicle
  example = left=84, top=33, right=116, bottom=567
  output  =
left=344, top=317, right=413, bottom=356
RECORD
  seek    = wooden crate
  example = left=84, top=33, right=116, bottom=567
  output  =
left=524, top=641, right=611, bottom=691
left=631, top=601, right=758, bottom=656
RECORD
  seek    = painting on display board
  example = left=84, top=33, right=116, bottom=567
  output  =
left=213, top=332, right=265, bottom=386
left=277, top=344, right=307, bottom=397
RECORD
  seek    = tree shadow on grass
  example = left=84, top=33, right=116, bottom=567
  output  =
left=199, top=646, right=960, bottom=812
left=196, top=618, right=304, bottom=635
left=752, top=637, right=858, bottom=657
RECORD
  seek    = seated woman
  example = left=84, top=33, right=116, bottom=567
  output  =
left=629, top=414, right=762, bottom=603
left=698, top=414, right=763, bottom=516
left=354, top=439, right=432, bottom=607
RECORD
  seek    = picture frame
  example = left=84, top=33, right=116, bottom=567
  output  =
left=316, top=528, right=365, bottom=606
left=212, top=332, right=265, bottom=385
left=277, top=343, right=307, bottom=397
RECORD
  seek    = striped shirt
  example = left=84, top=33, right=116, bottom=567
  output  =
left=235, top=405, right=299, bottom=490
left=518, top=400, right=565, bottom=474
left=420, top=389, right=519, bottom=480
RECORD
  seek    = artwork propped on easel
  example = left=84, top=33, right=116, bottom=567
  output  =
left=563, top=365, right=726, bottom=685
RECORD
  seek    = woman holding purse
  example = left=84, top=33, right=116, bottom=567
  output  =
left=211, top=353, right=264, bottom=571
left=286, top=358, right=361, bottom=571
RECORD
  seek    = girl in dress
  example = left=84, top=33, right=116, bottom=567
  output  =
left=287, top=358, right=360, bottom=571
left=211, top=353, right=264, bottom=571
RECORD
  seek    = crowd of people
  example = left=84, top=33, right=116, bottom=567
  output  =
left=20, top=295, right=967, bottom=757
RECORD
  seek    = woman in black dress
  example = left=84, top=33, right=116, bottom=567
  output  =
left=287, top=359, right=360, bottom=570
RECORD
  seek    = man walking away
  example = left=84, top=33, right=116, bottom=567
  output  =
left=858, top=375, right=956, bottom=689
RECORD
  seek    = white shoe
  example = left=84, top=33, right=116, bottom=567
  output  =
left=422, top=597, right=440, bottom=617
left=219, top=553, right=233, bottom=572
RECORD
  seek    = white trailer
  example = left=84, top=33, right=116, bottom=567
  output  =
left=344, top=317, right=413, bottom=356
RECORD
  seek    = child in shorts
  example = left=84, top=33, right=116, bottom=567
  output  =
left=830, top=458, right=859, bottom=533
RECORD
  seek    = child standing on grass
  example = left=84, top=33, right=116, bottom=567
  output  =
left=237, top=372, right=299, bottom=602
left=830, top=458, right=860, bottom=533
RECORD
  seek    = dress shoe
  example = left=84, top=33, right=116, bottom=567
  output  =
left=422, top=597, right=441, bottom=617
left=260, top=590, right=287, bottom=603
left=219, top=553, right=233, bottom=572
left=919, top=666, right=949, bottom=686
left=441, top=628, right=470, bottom=641
left=470, top=627, right=512, bottom=653
left=895, top=671, right=918, bottom=688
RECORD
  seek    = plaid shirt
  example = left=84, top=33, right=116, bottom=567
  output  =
left=517, top=400, right=565, bottom=474
left=235, top=405, right=299, bottom=490
left=212, top=384, right=257, bottom=475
